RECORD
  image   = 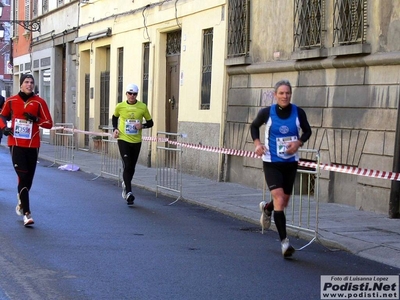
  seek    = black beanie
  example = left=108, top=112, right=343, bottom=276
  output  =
left=20, top=74, right=34, bottom=86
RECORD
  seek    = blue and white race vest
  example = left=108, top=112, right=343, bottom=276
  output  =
left=263, top=104, right=301, bottom=163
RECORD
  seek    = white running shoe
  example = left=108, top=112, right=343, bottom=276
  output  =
left=23, top=214, right=34, bottom=226
left=121, top=181, right=126, bottom=199
left=16, top=193, right=23, bottom=216
left=125, top=192, right=135, bottom=206
left=259, top=201, right=271, bottom=234
left=281, top=238, right=295, bottom=258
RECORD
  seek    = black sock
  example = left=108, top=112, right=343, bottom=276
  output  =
left=273, top=210, right=286, bottom=241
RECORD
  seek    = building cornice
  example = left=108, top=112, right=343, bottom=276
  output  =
left=227, top=52, right=400, bottom=75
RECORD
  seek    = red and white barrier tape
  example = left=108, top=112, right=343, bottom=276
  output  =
left=168, top=140, right=259, bottom=158
left=170, top=140, right=400, bottom=181
left=143, top=136, right=168, bottom=142
left=49, top=126, right=400, bottom=181
left=298, top=161, right=400, bottom=181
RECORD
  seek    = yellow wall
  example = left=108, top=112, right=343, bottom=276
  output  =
left=76, top=0, right=227, bottom=134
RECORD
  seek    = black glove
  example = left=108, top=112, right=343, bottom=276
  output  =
left=3, top=127, right=13, bottom=136
left=23, top=112, right=39, bottom=123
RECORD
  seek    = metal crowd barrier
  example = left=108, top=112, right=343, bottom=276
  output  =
left=155, top=131, right=183, bottom=205
left=92, top=129, right=122, bottom=184
left=49, top=123, right=75, bottom=168
left=263, top=148, right=320, bottom=250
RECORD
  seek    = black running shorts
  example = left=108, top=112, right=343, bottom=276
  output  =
left=262, top=161, right=298, bottom=195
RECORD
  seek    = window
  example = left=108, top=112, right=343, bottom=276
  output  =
left=227, top=0, right=250, bottom=58
left=13, top=0, right=19, bottom=37
left=57, top=0, right=64, bottom=7
left=200, top=28, right=213, bottom=110
left=117, top=48, right=123, bottom=103
left=294, top=0, right=324, bottom=50
left=41, top=69, right=51, bottom=105
left=43, top=0, right=48, bottom=13
left=100, top=71, right=110, bottom=127
left=33, top=0, right=38, bottom=17
left=333, top=0, right=367, bottom=45
left=25, top=0, right=30, bottom=20
left=3, top=53, right=10, bottom=74
left=142, top=43, right=150, bottom=105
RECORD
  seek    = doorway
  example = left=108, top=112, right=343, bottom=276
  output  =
left=165, top=30, right=181, bottom=135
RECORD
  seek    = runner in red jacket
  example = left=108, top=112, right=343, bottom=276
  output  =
left=0, top=74, right=53, bottom=226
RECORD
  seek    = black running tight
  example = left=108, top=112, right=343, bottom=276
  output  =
left=117, top=140, right=142, bottom=194
left=10, top=146, right=39, bottom=214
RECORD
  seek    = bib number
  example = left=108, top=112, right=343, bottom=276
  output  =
left=125, top=119, right=140, bottom=135
left=276, top=136, right=297, bottom=159
left=14, top=118, right=33, bottom=139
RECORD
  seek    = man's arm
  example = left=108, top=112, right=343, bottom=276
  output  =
left=142, top=119, right=153, bottom=129
left=250, top=107, right=269, bottom=141
left=37, top=98, right=53, bottom=129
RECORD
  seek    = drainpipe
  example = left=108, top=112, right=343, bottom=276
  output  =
left=147, top=43, right=156, bottom=168
left=389, top=86, right=400, bottom=219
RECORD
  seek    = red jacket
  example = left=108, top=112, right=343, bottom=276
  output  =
left=0, top=94, right=53, bottom=148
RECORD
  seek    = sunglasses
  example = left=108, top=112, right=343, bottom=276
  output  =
left=127, top=92, right=138, bottom=96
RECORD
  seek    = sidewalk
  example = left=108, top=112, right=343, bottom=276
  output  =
left=34, top=142, right=400, bottom=269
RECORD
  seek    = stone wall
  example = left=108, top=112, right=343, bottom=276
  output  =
left=221, top=0, right=400, bottom=215
left=224, top=54, right=399, bottom=214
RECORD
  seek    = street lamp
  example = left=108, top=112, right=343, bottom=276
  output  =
left=0, top=2, right=41, bottom=37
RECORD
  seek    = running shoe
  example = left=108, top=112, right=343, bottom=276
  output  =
left=259, top=201, right=271, bottom=234
left=23, top=214, right=34, bottom=226
left=125, top=192, right=135, bottom=206
left=16, top=193, right=23, bottom=216
left=281, top=238, right=295, bottom=258
left=121, top=181, right=126, bottom=199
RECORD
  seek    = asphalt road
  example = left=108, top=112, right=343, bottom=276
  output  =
left=0, top=146, right=399, bottom=300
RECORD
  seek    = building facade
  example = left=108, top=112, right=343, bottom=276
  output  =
left=9, top=0, right=400, bottom=217
left=0, top=0, right=12, bottom=97
left=74, top=0, right=227, bottom=175
left=11, top=0, right=79, bottom=142
left=224, top=0, right=400, bottom=216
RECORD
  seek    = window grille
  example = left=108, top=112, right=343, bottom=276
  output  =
left=13, top=0, right=19, bottom=37
left=142, top=43, right=150, bottom=105
left=100, top=71, right=110, bottom=127
left=117, top=48, right=123, bottom=103
left=333, top=0, right=367, bottom=45
left=24, top=0, right=30, bottom=20
left=227, top=0, right=250, bottom=58
left=294, top=0, right=324, bottom=50
left=201, top=28, right=213, bottom=110
left=166, top=31, right=181, bottom=56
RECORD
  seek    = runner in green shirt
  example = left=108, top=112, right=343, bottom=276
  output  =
left=112, top=84, right=153, bottom=206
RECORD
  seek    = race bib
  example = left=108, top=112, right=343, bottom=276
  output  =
left=125, top=119, right=140, bottom=135
left=14, top=118, right=33, bottom=139
left=276, top=136, right=298, bottom=159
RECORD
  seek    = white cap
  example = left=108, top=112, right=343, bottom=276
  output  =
left=126, top=84, right=139, bottom=93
